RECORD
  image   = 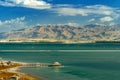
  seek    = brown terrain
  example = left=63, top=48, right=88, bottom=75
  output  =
left=0, top=24, right=120, bottom=42
left=0, top=60, right=40, bottom=80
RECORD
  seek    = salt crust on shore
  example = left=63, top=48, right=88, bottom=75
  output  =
left=0, top=60, right=40, bottom=80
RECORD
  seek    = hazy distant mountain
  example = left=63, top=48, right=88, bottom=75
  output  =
left=0, top=24, right=120, bottom=41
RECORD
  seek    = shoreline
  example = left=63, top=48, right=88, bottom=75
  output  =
left=0, top=39, right=120, bottom=44
left=0, top=38, right=95, bottom=44
left=0, top=60, right=41, bottom=80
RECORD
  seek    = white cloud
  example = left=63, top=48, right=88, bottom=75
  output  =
left=55, top=8, right=89, bottom=16
left=0, top=0, right=51, bottom=9
left=88, top=18, right=95, bottom=22
left=100, top=16, right=113, bottom=22
left=0, top=21, right=2, bottom=26
left=67, top=22, right=80, bottom=27
left=54, top=5, right=120, bottom=19
left=109, top=22, right=115, bottom=26
left=0, top=17, right=27, bottom=32
left=53, top=4, right=74, bottom=8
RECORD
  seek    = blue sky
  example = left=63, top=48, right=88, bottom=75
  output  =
left=0, top=0, right=120, bottom=32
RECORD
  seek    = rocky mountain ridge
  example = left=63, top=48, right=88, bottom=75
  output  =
left=0, top=24, right=120, bottom=41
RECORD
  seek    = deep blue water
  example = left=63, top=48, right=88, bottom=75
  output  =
left=0, top=43, right=120, bottom=80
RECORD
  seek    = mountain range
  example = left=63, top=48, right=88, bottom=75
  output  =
left=0, top=24, right=120, bottom=41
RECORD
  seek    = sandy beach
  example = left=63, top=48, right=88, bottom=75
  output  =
left=0, top=60, right=40, bottom=80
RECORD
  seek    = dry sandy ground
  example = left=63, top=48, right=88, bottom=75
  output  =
left=0, top=62, right=40, bottom=80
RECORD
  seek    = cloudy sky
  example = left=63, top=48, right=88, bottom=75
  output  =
left=0, top=0, right=120, bottom=32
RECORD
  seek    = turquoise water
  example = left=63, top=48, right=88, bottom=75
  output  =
left=0, top=43, right=120, bottom=80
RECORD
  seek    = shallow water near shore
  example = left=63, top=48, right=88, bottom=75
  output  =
left=0, top=43, right=120, bottom=80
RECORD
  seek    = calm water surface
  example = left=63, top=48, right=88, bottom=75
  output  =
left=0, top=43, right=120, bottom=80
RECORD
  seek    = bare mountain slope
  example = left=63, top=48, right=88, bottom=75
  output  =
left=0, top=25, right=120, bottom=41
